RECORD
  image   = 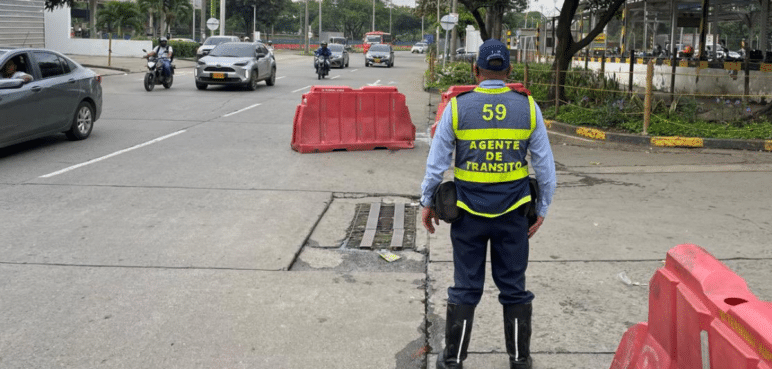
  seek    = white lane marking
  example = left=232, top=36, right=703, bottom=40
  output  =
left=39, top=130, right=187, bottom=178
left=223, top=103, right=262, bottom=117
left=331, top=75, right=340, bottom=79
left=350, top=69, right=358, bottom=72
left=292, top=85, right=311, bottom=93
left=367, top=79, right=381, bottom=86
left=277, top=76, right=286, bottom=79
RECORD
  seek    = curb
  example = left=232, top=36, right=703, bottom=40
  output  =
left=546, top=120, right=772, bottom=152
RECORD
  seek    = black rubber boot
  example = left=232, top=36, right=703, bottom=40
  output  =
left=504, top=303, right=533, bottom=369
left=436, top=304, right=475, bottom=369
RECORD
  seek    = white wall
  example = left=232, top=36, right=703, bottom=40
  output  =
left=570, top=59, right=772, bottom=103
left=44, top=5, right=151, bottom=57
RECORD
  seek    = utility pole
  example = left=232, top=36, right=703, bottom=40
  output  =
left=305, top=0, right=310, bottom=54
left=372, top=0, right=375, bottom=32
left=219, top=0, right=225, bottom=35
left=450, top=0, right=457, bottom=57
left=319, top=0, right=322, bottom=41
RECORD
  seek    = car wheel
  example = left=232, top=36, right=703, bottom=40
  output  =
left=247, top=70, right=258, bottom=91
left=163, top=74, right=173, bottom=89
left=266, top=67, right=276, bottom=86
left=195, top=81, right=207, bottom=90
left=65, top=101, right=94, bottom=141
left=345, top=59, right=349, bottom=67
left=144, top=73, right=154, bottom=91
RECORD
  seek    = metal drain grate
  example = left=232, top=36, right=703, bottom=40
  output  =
left=346, top=202, right=417, bottom=250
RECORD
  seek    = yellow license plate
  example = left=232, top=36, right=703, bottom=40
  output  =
left=374, top=58, right=380, bottom=63
left=212, top=72, right=225, bottom=79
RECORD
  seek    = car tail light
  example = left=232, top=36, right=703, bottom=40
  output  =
left=95, top=75, right=102, bottom=84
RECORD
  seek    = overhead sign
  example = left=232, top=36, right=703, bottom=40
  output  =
left=440, top=13, right=458, bottom=31
left=206, top=17, right=219, bottom=31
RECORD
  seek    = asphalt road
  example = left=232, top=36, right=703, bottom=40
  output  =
left=2, top=50, right=772, bottom=368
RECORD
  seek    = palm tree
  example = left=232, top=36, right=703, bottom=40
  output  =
left=137, top=0, right=163, bottom=37
left=97, top=1, right=144, bottom=38
left=163, top=0, right=193, bottom=37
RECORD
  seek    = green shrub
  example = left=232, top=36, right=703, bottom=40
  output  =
left=152, top=40, right=199, bottom=59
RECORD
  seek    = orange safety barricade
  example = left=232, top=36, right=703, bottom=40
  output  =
left=430, top=83, right=529, bottom=137
left=291, top=85, right=415, bottom=153
left=610, top=244, right=772, bottom=369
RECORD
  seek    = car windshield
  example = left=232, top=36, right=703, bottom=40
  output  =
left=366, top=36, right=381, bottom=43
left=416, top=43, right=426, bottom=47
left=209, top=43, right=254, bottom=57
left=204, top=37, right=234, bottom=45
left=328, top=44, right=344, bottom=52
left=370, top=44, right=390, bottom=52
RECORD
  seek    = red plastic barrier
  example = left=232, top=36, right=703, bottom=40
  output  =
left=291, top=85, right=415, bottom=153
left=610, top=244, right=772, bottom=369
left=430, top=83, right=529, bottom=137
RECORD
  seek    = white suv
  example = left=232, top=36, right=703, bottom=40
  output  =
left=411, top=42, right=428, bottom=53
left=196, top=36, right=241, bottom=60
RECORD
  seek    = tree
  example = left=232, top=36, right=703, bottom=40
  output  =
left=455, top=0, right=526, bottom=41
left=551, top=0, right=627, bottom=103
left=231, top=0, right=291, bottom=38
left=97, top=1, right=144, bottom=38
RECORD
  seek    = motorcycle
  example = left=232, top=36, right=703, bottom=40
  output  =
left=315, top=55, right=330, bottom=80
left=142, top=49, right=174, bottom=91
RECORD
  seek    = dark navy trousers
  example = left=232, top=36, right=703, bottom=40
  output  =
left=448, top=209, right=534, bottom=306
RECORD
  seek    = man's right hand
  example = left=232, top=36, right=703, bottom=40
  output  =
left=422, top=207, right=440, bottom=234
left=528, top=216, right=544, bottom=238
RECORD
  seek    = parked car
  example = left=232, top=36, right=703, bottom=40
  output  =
left=196, top=35, right=241, bottom=60
left=411, top=42, right=428, bottom=53
left=328, top=44, right=349, bottom=68
left=365, top=43, right=394, bottom=67
left=194, top=42, right=276, bottom=90
left=0, top=47, right=102, bottom=149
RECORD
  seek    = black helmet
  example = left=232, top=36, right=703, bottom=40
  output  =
left=159, top=37, right=168, bottom=47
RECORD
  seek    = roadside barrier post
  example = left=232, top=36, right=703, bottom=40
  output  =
left=601, top=54, right=606, bottom=89
left=670, top=47, right=677, bottom=103
left=644, top=59, right=654, bottom=135
left=554, top=62, right=560, bottom=116
left=744, top=54, right=750, bottom=102
left=628, top=49, right=635, bottom=94
left=585, top=48, right=589, bottom=70
left=524, top=62, right=529, bottom=88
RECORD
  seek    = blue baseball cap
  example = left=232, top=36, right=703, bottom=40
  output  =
left=476, top=39, right=510, bottom=71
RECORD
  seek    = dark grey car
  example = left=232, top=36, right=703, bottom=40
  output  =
left=328, top=44, right=349, bottom=68
left=0, top=47, right=102, bottom=149
left=194, top=42, right=276, bottom=90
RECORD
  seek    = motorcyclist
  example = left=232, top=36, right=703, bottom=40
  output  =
left=314, top=41, right=332, bottom=74
left=146, top=37, right=173, bottom=80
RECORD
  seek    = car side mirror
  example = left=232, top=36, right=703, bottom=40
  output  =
left=0, top=79, right=24, bottom=89
left=256, top=52, right=266, bottom=59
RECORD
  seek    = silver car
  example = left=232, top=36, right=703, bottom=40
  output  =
left=0, top=47, right=102, bottom=149
left=328, top=44, right=349, bottom=68
left=194, top=42, right=276, bottom=90
left=365, top=44, right=394, bottom=68
left=196, top=35, right=240, bottom=60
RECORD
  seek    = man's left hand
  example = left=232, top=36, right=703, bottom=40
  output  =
left=528, top=216, right=544, bottom=238
left=422, top=207, right=440, bottom=234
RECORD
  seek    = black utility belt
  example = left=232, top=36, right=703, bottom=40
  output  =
left=432, top=179, right=539, bottom=226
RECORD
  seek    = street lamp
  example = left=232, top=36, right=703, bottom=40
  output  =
left=372, top=0, right=375, bottom=32
left=389, top=0, right=392, bottom=35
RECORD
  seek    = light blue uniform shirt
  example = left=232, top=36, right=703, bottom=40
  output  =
left=420, top=79, right=557, bottom=218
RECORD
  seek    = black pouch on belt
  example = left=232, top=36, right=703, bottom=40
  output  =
left=526, top=178, right=539, bottom=227
left=432, top=181, right=461, bottom=223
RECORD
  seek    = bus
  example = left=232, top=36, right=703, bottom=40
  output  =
left=363, top=31, right=391, bottom=45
